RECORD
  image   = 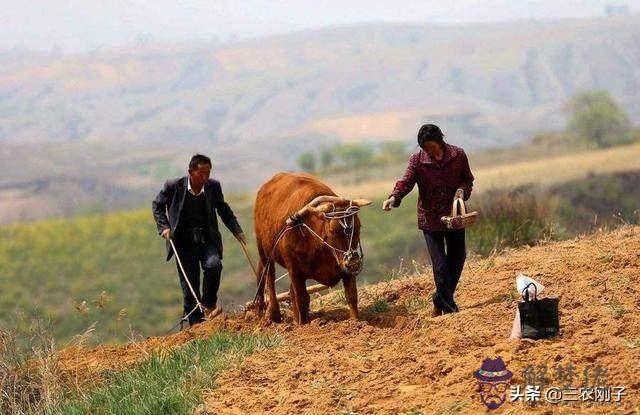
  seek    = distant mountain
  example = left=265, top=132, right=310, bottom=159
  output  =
left=1, top=15, right=639, bottom=222
left=2, top=14, right=639, bottom=149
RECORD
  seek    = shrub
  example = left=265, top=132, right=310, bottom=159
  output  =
left=467, top=188, right=566, bottom=256
left=565, top=91, right=631, bottom=148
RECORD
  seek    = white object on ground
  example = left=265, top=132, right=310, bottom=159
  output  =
left=509, top=309, right=521, bottom=339
left=516, top=273, right=544, bottom=299
left=509, top=274, right=545, bottom=340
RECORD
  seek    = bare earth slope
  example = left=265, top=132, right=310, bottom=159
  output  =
left=59, top=226, right=640, bottom=414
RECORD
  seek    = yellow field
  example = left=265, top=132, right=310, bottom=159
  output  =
left=335, top=141, right=640, bottom=199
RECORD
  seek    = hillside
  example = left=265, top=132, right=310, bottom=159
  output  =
left=1, top=138, right=638, bottom=344
left=3, top=16, right=640, bottom=149
left=1, top=14, right=640, bottom=222
left=56, top=225, right=640, bottom=414
left=334, top=140, right=640, bottom=198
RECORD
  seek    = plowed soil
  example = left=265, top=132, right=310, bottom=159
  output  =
left=58, top=226, right=640, bottom=414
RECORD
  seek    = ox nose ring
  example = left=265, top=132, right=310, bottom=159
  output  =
left=342, top=250, right=363, bottom=275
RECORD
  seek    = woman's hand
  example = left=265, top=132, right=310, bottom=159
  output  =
left=382, top=196, right=396, bottom=211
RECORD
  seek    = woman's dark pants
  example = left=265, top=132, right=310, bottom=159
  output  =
left=173, top=236, right=223, bottom=326
left=423, top=229, right=466, bottom=313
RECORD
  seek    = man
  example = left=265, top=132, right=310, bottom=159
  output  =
left=382, top=124, right=474, bottom=316
left=152, top=154, right=246, bottom=326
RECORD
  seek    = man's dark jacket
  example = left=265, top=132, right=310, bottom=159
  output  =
left=152, top=176, right=242, bottom=261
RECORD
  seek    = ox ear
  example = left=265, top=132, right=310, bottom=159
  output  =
left=351, top=199, right=372, bottom=207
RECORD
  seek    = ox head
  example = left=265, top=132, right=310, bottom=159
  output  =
left=286, top=195, right=371, bottom=276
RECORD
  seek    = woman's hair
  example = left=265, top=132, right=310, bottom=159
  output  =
left=417, top=124, right=444, bottom=147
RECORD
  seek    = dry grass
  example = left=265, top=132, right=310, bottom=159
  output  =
left=334, top=141, right=640, bottom=198
left=1, top=322, right=65, bottom=415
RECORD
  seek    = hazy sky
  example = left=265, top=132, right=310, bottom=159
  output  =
left=2, top=0, right=639, bottom=52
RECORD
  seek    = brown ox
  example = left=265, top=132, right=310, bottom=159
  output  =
left=253, top=172, right=371, bottom=324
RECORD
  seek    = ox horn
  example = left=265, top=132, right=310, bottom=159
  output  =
left=350, top=198, right=372, bottom=207
left=286, top=195, right=345, bottom=225
left=314, top=197, right=372, bottom=213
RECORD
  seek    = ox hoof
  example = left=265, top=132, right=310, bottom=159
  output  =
left=266, top=311, right=282, bottom=324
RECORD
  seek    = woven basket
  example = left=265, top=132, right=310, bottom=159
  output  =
left=441, top=197, right=479, bottom=229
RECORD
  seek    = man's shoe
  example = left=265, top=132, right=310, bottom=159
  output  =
left=431, top=305, right=443, bottom=317
left=204, top=306, right=223, bottom=320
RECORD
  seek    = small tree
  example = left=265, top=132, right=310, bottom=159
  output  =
left=565, top=91, right=631, bottom=148
left=297, top=151, right=316, bottom=172
left=335, top=143, right=374, bottom=169
left=380, top=141, right=408, bottom=161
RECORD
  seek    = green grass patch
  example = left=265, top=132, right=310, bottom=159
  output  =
left=434, top=399, right=469, bottom=415
left=365, top=299, right=390, bottom=314
left=607, top=300, right=627, bottom=319
left=598, top=253, right=614, bottom=263
left=483, top=289, right=520, bottom=306
left=53, top=332, right=280, bottom=415
left=624, top=337, right=640, bottom=349
left=403, top=296, right=430, bottom=313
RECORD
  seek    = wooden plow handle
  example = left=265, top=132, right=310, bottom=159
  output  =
left=245, top=283, right=330, bottom=310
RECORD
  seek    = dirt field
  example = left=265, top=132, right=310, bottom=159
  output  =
left=58, top=225, right=640, bottom=414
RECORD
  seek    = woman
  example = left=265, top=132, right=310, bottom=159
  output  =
left=382, top=124, right=474, bottom=316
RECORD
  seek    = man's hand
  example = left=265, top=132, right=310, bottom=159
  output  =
left=161, top=228, right=171, bottom=240
left=382, top=196, right=396, bottom=211
left=455, top=188, right=464, bottom=199
left=235, top=232, right=247, bottom=245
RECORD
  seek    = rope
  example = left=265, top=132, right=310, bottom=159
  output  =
left=301, top=223, right=348, bottom=253
left=251, top=203, right=363, bottom=308
left=251, top=223, right=302, bottom=305
left=167, top=238, right=207, bottom=332
left=167, top=303, right=201, bottom=333
left=275, top=272, right=289, bottom=283
left=302, top=202, right=361, bottom=256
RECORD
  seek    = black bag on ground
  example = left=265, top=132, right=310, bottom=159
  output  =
left=518, top=283, right=560, bottom=339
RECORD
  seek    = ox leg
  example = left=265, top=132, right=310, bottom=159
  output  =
left=343, top=275, right=359, bottom=320
left=290, top=274, right=310, bottom=324
left=265, top=261, right=282, bottom=323
left=289, top=281, right=299, bottom=321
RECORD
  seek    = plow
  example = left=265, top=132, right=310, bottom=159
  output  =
left=238, top=230, right=331, bottom=310
left=244, top=283, right=330, bottom=310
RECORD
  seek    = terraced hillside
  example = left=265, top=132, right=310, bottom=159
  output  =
left=57, top=225, right=640, bottom=414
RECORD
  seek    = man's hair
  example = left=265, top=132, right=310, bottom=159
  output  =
left=417, top=124, right=444, bottom=147
left=188, top=154, right=212, bottom=171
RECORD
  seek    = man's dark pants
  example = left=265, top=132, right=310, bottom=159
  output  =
left=423, top=229, right=466, bottom=313
left=173, top=235, right=223, bottom=325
